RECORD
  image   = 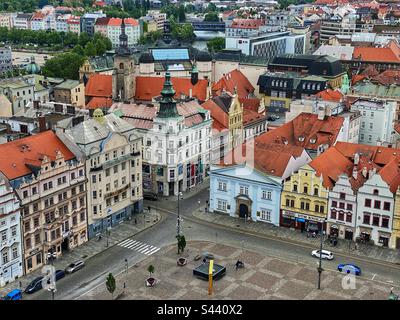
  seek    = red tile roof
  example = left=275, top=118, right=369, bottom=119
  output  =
left=201, top=98, right=229, bottom=130
left=135, top=76, right=208, bottom=102
left=0, top=131, right=75, bottom=180
left=371, top=69, right=400, bottom=85
left=255, top=113, right=344, bottom=151
left=222, top=141, right=306, bottom=178
left=243, top=109, right=265, bottom=126
left=85, top=74, right=112, bottom=98
left=353, top=41, right=400, bottom=63
left=239, top=97, right=261, bottom=112
left=86, top=97, right=113, bottom=109
left=212, top=69, right=254, bottom=99
left=95, top=17, right=110, bottom=26
left=314, top=89, right=344, bottom=102
left=378, top=156, right=400, bottom=193
left=108, top=18, right=139, bottom=26
left=351, top=74, right=367, bottom=85
left=230, top=19, right=264, bottom=29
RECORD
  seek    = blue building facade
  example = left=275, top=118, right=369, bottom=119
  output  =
left=209, top=164, right=282, bottom=226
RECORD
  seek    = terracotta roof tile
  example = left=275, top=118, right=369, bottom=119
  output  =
left=0, top=131, right=75, bottom=180
left=379, top=156, right=400, bottom=193
left=86, top=97, right=113, bottom=109
left=314, top=89, right=344, bottom=102
left=353, top=43, right=400, bottom=63
left=255, top=113, right=344, bottom=151
left=201, top=99, right=229, bottom=129
left=135, top=76, right=208, bottom=102
left=85, top=74, right=112, bottom=98
left=230, top=19, right=264, bottom=29
left=212, top=69, right=254, bottom=99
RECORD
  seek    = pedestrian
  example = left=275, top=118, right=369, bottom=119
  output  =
left=148, top=206, right=151, bottom=213
left=134, top=218, right=137, bottom=224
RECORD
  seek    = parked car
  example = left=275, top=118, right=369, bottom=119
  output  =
left=311, top=249, right=334, bottom=260
left=143, top=192, right=158, bottom=201
left=55, top=269, right=66, bottom=281
left=1, top=289, right=22, bottom=300
left=24, top=277, right=44, bottom=294
left=65, top=260, right=85, bottom=274
left=267, top=116, right=276, bottom=121
left=337, top=263, right=361, bottom=276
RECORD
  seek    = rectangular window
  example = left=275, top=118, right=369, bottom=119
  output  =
left=331, top=201, right=337, bottom=208
left=217, top=199, right=227, bottom=211
left=260, top=209, right=271, bottom=222
left=303, top=186, right=308, bottom=194
left=339, top=193, right=345, bottom=200
left=293, top=184, right=298, bottom=192
left=381, top=216, right=389, bottom=228
left=106, top=168, right=110, bottom=177
left=365, top=199, right=371, bottom=207
left=314, top=204, right=319, bottom=212
left=346, top=213, right=352, bottom=223
left=338, top=212, right=344, bottom=221
left=383, top=202, right=391, bottom=211
left=363, top=213, right=370, bottom=224
left=374, top=200, right=381, bottom=209
left=330, top=210, right=336, bottom=219
left=347, top=203, right=353, bottom=211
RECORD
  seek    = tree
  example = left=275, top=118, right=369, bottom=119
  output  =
left=204, top=12, right=219, bottom=22
left=72, top=44, right=84, bottom=56
left=207, top=37, right=225, bottom=53
left=42, top=52, right=85, bottom=80
left=84, top=42, right=97, bottom=57
left=78, top=32, right=90, bottom=47
left=206, top=3, right=217, bottom=12
left=177, top=235, right=186, bottom=254
left=147, top=265, right=155, bottom=278
left=95, top=39, right=106, bottom=56
left=178, top=4, right=186, bottom=22
left=106, top=273, right=116, bottom=300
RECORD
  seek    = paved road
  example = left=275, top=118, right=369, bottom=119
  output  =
left=25, top=188, right=400, bottom=300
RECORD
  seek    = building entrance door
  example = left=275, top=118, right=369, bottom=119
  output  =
left=345, top=229, right=353, bottom=240
left=239, top=204, right=248, bottom=219
left=61, top=237, right=69, bottom=253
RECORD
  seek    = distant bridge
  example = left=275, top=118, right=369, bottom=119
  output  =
left=190, top=22, right=226, bottom=32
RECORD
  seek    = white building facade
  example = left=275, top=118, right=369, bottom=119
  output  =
left=0, top=178, right=23, bottom=287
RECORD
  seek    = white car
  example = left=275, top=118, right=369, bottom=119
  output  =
left=311, top=250, right=334, bottom=260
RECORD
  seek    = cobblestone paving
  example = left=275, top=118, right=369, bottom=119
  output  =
left=82, top=241, right=393, bottom=300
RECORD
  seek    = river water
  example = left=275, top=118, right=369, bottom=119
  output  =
left=192, top=30, right=225, bottom=51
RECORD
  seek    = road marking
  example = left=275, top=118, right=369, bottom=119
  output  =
left=117, top=239, right=160, bottom=256
left=371, top=273, right=376, bottom=280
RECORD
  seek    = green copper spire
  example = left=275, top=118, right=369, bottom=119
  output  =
left=158, top=72, right=180, bottom=118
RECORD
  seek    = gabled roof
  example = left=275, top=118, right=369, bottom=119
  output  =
left=86, top=97, right=113, bottom=109
left=201, top=98, right=229, bottom=130
left=255, top=113, right=344, bottom=151
left=212, top=69, right=254, bottom=99
left=85, top=74, right=112, bottom=98
left=0, top=131, right=75, bottom=181
left=135, top=76, right=208, bottom=102
left=378, top=156, right=400, bottom=193
left=230, top=19, right=264, bottom=29
left=108, top=18, right=139, bottom=26
left=314, top=89, right=343, bottom=102
left=353, top=42, right=400, bottom=63
left=222, top=141, right=306, bottom=178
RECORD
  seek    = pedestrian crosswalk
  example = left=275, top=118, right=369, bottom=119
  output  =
left=117, top=239, right=160, bottom=256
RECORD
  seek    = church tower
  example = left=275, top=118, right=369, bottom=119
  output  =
left=112, top=19, right=135, bottom=102
left=157, top=72, right=180, bottom=118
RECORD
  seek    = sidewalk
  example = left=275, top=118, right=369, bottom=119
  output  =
left=193, top=210, right=400, bottom=265
left=0, top=210, right=161, bottom=296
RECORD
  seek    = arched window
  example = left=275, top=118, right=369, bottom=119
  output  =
left=373, top=189, right=379, bottom=195
left=119, top=62, right=124, bottom=69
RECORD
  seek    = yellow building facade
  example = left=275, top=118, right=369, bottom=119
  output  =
left=228, top=92, right=244, bottom=149
left=393, top=187, right=400, bottom=249
left=280, top=164, right=329, bottom=231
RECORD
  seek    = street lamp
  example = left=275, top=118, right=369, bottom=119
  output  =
left=47, top=249, right=57, bottom=300
left=317, top=218, right=327, bottom=290
left=177, top=192, right=183, bottom=237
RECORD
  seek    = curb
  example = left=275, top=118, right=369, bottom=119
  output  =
left=0, top=211, right=164, bottom=295
left=151, top=205, right=400, bottom=270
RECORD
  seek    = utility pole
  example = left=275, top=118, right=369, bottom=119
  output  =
left=177, top=192, right=183, bottom=237
left=317, top=218, right=326, bottom=290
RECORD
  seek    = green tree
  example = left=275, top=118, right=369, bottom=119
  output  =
left=84, top=41, right=97, bottom=57
left=178, top=4, right=186, bottom=22
left=207, top=37, right=225, bottom=53
left=95, top=39, right=106, bottom=56
left=147, top=265, right=155, bottom=277
left=106, top=273, right=116, bottom=300
left=78, top=32, right=90, bottom=47
left=72, top=44, right=84, bottom=56
left=206, top=3, right=217, bottom=12
left=204, top=12, right=219, bottom=22
left=42, top=52, right=85, bottom=80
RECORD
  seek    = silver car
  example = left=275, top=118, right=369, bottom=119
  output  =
left=65, top=260, right=85, bottom=274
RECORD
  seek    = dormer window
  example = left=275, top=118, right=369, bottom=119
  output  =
left=298, top=136, right=305, bottom=142
left=373, top=189, right=379, bottom=195
left=310, top=138, right=316, bottom=144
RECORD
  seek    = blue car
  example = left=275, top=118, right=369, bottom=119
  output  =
left=1, top=289, right=22, bottom=300
left=337, top=263, right=361, bottom=276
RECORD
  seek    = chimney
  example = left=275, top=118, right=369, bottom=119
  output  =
left=38, top=116, right=47, bottom=133
left=352, top=165, right=358, bottom=180
left=362, top=166, right=367, bottom=178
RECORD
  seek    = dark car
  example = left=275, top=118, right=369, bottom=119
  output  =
left=24, top=277, right=44, bottom=294
left=267, top=116, right=276, bottom=121
left=337, top=263, right=361, bottom=276
left=143, top=192, right=158, bottom=201
left=55, top=269, right=65, bottom=281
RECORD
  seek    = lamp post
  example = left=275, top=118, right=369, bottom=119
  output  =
left=317, top=218, right=327, bottom=290
left=177, top=192, right=183, bottom=237
left=47, top=248, right=57, bottom=301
